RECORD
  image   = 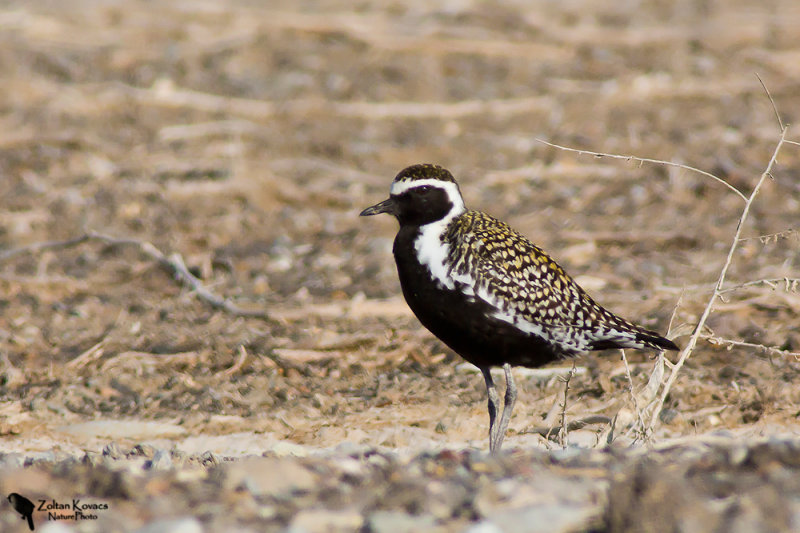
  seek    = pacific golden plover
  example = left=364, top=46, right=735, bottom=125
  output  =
left=360, top=163, right=678, bottom=453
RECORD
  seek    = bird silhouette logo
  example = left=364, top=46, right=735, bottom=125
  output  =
left=7, top=493, right=35, bottom=530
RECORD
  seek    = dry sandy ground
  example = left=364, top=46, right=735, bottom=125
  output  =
left=1, top=0, right=800, bottom=531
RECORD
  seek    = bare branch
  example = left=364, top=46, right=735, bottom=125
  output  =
left=619, top=349, right=648, bottom=440
left=755, top=73, right=784, bottom=131
left=525, top=415, right=612, bottom=439
left=738, top=228, right=797, bottom=243
left=1, top=231, right=273, bottom=321
left=66, top=340, right=106, bottom=370
left=537, top=138, right=748, bottom=201
left=703, top=336, right=800, bottom=359
left=646, top=126, right=790, bottom=432
left=223, top=344, right=250, bottom=376
left=0, top=234, right=91, bottom=262
left=718, top=277, right=800, bottom=294
left=557, top=361, right=577, bottom=447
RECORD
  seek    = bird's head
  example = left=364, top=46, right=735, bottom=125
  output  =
left=360, top=164, right=466, bottom=226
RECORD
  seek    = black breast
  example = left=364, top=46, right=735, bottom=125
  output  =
left=392, top=226, right=564, bottom=369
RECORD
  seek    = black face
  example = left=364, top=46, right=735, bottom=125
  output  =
left=360, top=184, right=453, bottom=227
left=393, top=185, right=453, bottom=226
left=360, top=164, right=462, bottom=226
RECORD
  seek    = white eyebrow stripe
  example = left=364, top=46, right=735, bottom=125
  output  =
left=390, top=179, right=465, bottom=212
left=390, top=178, right=453, bottom=195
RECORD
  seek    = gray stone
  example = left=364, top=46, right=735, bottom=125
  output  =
left=200, top=450, right=220, bottom=467
left=82, top=451, right=103, bottom=466
left=474, top=471, right=603, bottom=519
left=175, top=432, right=296, bottom=457
left=0, top=452, right=24, bottom=468
left=146, top=449, right=174, bottom=470
left=26, top=450, right=57, bottom=464
left=102, top=441, right=126, bottom=459
left=485, top=504, right=601, bottom=533
left=462, top=522, right=504, bottom=533
left=289, top=508, right=364, bottom=533
left=131, top=443, right=157, bottom=458
left=223, top=456, right=317, bottom=497
left=365, top=511, right=438, bottom=533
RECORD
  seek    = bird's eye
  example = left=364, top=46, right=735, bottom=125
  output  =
left=415, top=186, right=432, bottom=195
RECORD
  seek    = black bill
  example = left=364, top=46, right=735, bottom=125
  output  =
left=359, top=197, right=396, bottom=216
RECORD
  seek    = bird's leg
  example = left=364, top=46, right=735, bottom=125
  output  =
left=492, top=363, right=517, bottom=452
left=481, top=367, right=500, bottom=453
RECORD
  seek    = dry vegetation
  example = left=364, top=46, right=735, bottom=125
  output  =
left=1, top=0, right=800, bottom=464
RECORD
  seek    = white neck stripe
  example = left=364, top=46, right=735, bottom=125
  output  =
left=408, top=182, right=466, bottom=290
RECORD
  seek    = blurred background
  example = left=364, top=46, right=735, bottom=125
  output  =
left=1, top=0, right=799, bottom=452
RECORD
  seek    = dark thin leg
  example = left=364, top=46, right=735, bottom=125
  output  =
left=492, top=363, right=516, bottom=452
left=481, top=367, right=500, bottom=453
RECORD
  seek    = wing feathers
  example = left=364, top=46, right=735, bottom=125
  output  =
left=445, top=211, right=678, bottom=353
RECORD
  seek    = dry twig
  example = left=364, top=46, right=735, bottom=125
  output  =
left=703, top=336, right=800, bottom=359
left=0, top=231, right=273, bottom=321
left=557, top=362, right=577, bottom=447
left=526, top=415, right=612, bottom=439
left=755, top=73, right=784, bottom=131
left=645, top=126, right=790, bottom=433
left=66, top=340, right=106, bottom=370
left=541, top=105, right=792, bottom=439
left=619, top=349, right=648, bottom=440
left=536, top=138, right=748, bottom=201
left=224, top=345, right=250, bottom=376
left=738, top=228, right=797, bottom=243
left=0, top=234, right=92, bottom=263
left=718, top=277, right=800, bottom=294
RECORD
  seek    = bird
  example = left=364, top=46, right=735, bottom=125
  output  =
left=8, top=492, right=35, bottom=531
left=360, top=163, right=679, bottom=453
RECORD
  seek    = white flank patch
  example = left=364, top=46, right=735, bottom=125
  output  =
left=487, top=299, right=590, bottom=354
left=490, top=307, right=586, bottom=352
left=408, top=180, right=466, bottom=290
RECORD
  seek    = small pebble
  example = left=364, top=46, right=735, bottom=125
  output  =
left=131, top=443, right=157, bottom=459
left=26, top=450, right=57, bottom=465
left=289, top=508, right=364, bottom=533
left=200, top=450, right=220, bottom=467
left=365, top=511, right=437, bottom=533
left=146, top=449, right=174, bottom=470
left=463, top=522, right=504, bottom=533
left=103, top=442, right=125, bottom=459
left=659, top=408, right=679, bottom=424
left=82, top=451, right=103, bottom=467
left=0, top=452, right=24, bottom=469
left=170, top=449, right=188, bottom=465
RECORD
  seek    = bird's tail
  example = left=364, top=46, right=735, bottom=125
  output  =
left=26, top=513, right=34, bottom=531
left=633, top=329, right=679, bottom=351
left=588, top=314, right=679, bottom=352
